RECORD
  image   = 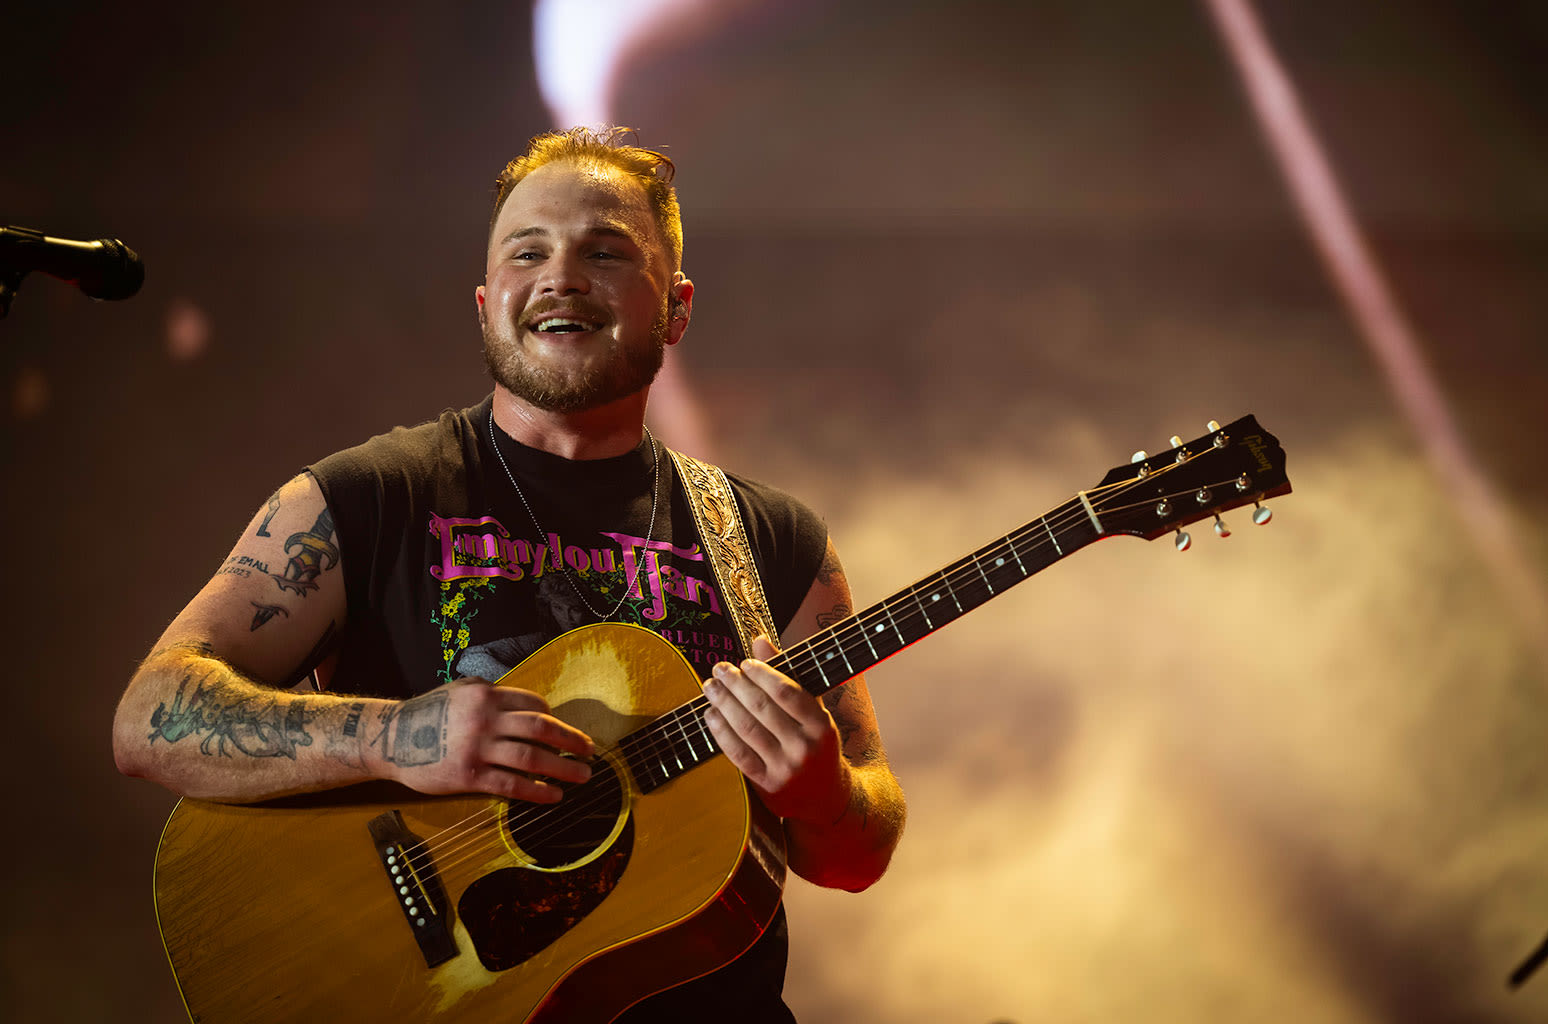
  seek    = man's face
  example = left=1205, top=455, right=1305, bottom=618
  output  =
left=479, top=160, right=682, bottom=414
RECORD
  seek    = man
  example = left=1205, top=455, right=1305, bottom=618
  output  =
left=113, top=127, right=906, bottom=1022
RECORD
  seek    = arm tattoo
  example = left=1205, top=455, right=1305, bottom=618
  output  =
left=370, top=692, right=449, bottom=767
left=269, top=509, right=339, bottom=596
left=813, top=567, right=854, bottom=630
left=147, top=668, right=318, bottom=759
left=324, top=701, right=369, bottom=768
left=824, top=685, right=883, bottom=764
left=218, top=554, right=271, bottom=580
left=255, top=489, right=282, bottom=537
left=250, top=601, right=290, bottom=631
left=815, top=545, right=842, bottom=587
left=814, top=605, right=850, bottom=630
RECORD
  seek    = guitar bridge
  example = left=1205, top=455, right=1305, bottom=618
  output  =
left=367, top=810, right=458, bottom=968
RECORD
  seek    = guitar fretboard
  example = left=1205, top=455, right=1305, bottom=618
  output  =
left=619, top=497, right=1103, bottom=793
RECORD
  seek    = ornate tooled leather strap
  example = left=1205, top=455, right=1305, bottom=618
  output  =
left=668, top=449, right=779, bottom=661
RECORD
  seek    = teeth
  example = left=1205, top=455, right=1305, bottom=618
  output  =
left=535, top=318, right=594, bottom=333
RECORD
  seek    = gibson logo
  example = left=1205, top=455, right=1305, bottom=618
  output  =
left=1242, top=433, right=1273, bottom=473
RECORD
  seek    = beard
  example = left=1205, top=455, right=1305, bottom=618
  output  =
left=483, top=297, right=669, bottom=414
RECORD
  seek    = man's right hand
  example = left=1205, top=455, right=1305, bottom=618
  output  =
left=381, top=678, right=596, bottom=802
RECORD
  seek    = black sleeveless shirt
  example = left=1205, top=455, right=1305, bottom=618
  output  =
left=308, top=395, right=826, bottom=1022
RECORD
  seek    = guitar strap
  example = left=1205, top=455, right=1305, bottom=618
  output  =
left=667, top=449, right=780, bottom=661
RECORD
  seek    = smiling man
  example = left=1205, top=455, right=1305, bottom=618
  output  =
left=113, top=127, right=905, bottom=1023
left=481, top=158, right=681, bottom=425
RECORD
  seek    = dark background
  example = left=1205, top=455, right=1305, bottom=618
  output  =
left=2, top=2, right=1545, bottom=1021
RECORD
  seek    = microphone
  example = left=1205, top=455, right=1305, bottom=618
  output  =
left=0, top=225, right=145, bottom=301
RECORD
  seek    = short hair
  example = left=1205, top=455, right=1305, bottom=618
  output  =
left=489, top=126, right=683, bottom=271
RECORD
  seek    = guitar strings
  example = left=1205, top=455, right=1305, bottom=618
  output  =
left=393, top=462, right=1257, bottom=879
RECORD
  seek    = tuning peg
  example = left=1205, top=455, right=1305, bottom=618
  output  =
left=1169, top=435, right=1183, bottom=448
left=1207, top=420, right=1221, bottom=432
left=1213, top=514, right=1231, bottom=538
left=1131, top=450, right=1148, bottom=464
left=1174, top=529, right=1192, bottom=552
left=1252, top=502, right=1273, bottom=525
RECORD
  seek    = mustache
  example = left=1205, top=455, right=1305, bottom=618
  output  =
left=521, top=296, right=611, bottom=325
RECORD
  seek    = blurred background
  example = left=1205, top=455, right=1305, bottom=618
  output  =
left=3, top=1, right=1545, bottom=1021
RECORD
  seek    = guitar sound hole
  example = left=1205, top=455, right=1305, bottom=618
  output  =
left=504, top=755, right=626, bottom=869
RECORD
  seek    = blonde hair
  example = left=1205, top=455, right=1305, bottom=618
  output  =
left=490, top=126, right=682, bottom=270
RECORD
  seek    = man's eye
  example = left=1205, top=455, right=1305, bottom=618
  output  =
left=512, top=251, right=543, bottom=261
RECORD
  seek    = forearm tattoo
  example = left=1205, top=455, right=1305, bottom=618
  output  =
left=147, top=666, right=318, bottom=759
left=824, top=685, right=883, bottom=764
left=324, top=701, right=369, bottom=768
left=369, top=692, right=449, bottom=767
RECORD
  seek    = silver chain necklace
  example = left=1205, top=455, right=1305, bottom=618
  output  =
left=486, top=413, right=661, bottom=623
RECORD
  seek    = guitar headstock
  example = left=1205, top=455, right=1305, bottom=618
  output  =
left=1089, top=415, right=1291, bottom=547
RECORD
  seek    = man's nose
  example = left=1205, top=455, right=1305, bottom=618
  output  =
left=537, top=250, right=590, bottom=295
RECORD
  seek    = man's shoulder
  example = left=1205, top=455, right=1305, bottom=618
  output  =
left=310, top=397, right=489, bottom=492
left=720, top=467, right=818, bottom=524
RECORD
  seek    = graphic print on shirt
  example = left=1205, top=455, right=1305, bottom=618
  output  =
left=426, top=512, right=738, bottom=681
left=430, top=577, right=497, bottom=683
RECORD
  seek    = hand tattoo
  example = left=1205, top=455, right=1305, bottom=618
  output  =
left=370, top=692, right=449, bottom=767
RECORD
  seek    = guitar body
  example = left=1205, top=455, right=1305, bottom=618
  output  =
left=154, top=623, right=788, bottom=1023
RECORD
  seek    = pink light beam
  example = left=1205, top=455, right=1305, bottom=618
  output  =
left=530, top=0, right=716, bottom=458
left=1205, top=0, right=1548, bottom=666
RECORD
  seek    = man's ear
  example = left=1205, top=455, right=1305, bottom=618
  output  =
left=475, top=284, right=486, bottom=326
left=667, top=274, right=694, bottom=346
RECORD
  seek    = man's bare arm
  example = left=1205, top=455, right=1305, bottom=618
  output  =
left=703, top=538, right=907, bottom=892
left=113, top=473, right=593, bottom=803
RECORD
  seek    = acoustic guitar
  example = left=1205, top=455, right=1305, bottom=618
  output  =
left=153, top=415, right=1290, bottom=1022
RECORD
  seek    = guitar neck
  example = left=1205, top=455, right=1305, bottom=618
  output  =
left=618, top=496, right=1103, bottom=792
left=775, top=497, right=1103, bottom=696
left=621, top=412, right=1291, bottom=792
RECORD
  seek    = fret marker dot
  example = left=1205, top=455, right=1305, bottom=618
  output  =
left=996, top=557, right=1005, bottom=566
left=931, top=594, right=941, bottom=601
left=826, top=652, right=834, bottom=660
left=875, top=624, right=885, bottom=633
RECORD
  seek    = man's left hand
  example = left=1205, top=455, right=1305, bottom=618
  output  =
left=702, top=635, right=853, bottom=825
